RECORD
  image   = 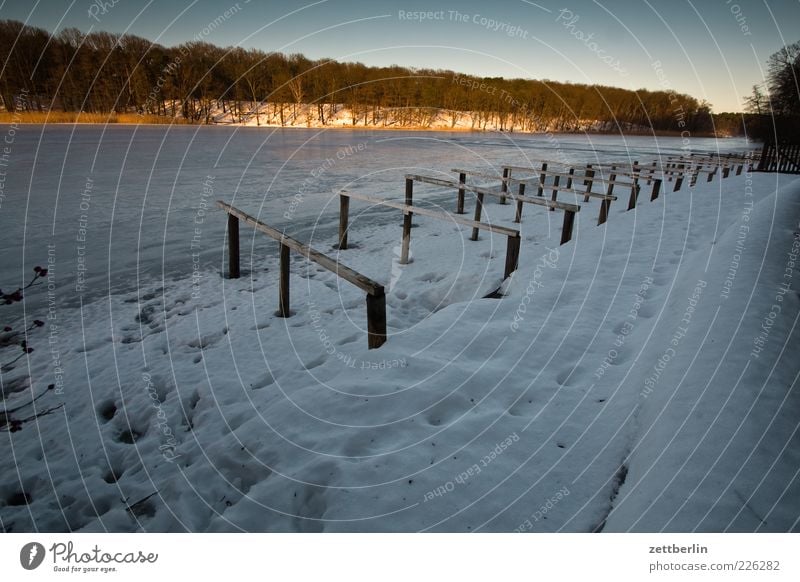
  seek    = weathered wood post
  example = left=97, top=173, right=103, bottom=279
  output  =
left=400, top=178, right=413, bottom=264
left=757, top=142, right=769, bottom=171
left=627, top=182, right=640, bottom=211
left=722, top=165, right=730, bottom=178
left=456, top=172, right=466, bottom=214
left=650, top=178, right=662, bottom=201
left=565, top=167, right=575, bottom=190
left=503, top=234, right=521, bottom=279
left=338, top=193, right=350, bottom=250
left=278, top=242, right=290, bottom=317
left=471, top=192, right=484, bottom=241
left=561, top=210, right=576, bottom=245
left=499, top=167, right=510, bottom=204
left=584, top=166, right=595, bottom=202
left=607, top=166, right=617, bottom=196
left=227, top=213, right=240, bottom=279
left=366, top=288, right=387, bottom=349
left=673, top=164, right=685, bottom=191
left=646, top=161, right=657, bottom=185
left=598, top=197, right=611, bottom=225
left=631, top=161, right=640, bottom=207
left=549, top=175, right=561, bottom=211
left=514, top=182, right=526, bottom=223
left=689, top=166, right=700, bottom=187
left=537, top=163, right=548, bottom=196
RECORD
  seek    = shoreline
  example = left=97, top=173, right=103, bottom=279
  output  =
left=0, top=118, right=735, bottom=138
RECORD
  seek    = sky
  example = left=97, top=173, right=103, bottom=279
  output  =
left=1, top=0, right=798, bottom=112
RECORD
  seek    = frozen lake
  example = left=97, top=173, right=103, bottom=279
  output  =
left=0, top=125, right=752, bottom=307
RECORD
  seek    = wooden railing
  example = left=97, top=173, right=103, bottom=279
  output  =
left=338, top=183, right=522, bottom=280
left=217, top=201, right=387, bottom=349
left=757, top=143, right=800, bottom=174
left=407, top=173, right=581, bottom=245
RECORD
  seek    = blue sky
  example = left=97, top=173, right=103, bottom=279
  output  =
left=2, top=0, right=798, bottom=112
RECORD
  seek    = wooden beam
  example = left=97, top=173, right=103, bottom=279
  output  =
left=451, top=168, right=516, bottom=183
left=339, top=191, right=520, bottom=237
left=406, top=174, right=580, bottom=213
left=216, top=201, right=383, bottom=296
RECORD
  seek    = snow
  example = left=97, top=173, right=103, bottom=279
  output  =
left=1, top=126, right=798, bottom=532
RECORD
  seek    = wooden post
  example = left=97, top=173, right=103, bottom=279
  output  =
left=565, top=167, right=574, bottom=190
left=537, top=163, right=548, bottom=196
left=735, top=163, right=743, bottom=175
left=650, top=178, right=662, bottom=201
left=627, top=183, right=639, bottom=211
left=278, top=242, right=290, bottom=317
left=366, top=289, right=387, bottom=349
left=227, top=213, right=240, bottom=279
left=471, top=192, right=484, bottom=241
left=456, top=172, right=466, bottom=214
left=499, top=167, right=510, bottom=204
left=400, top=178, right=413, bottom=264
left=503, top=234, right=521, bottom=279
left=722, top=165, right=730, bottom=178
left=646, top=161, right=656, bottom=185
left=607, top=167, right=617, bottom=197
left=584, top=167, right=595, bottom=202
left=757, top=142, right=769, bottom=171
left=549, top=175, right=560, bottom=211
left=338, top=194, right=350, bottom=250
left=560, top=210, right=576, bottom=245
left=673, top=164, right=685, bottom=191
left=514, top=182, right=526, bottom=223
left=598, top=198, right=611, bottom=226
left=689, top=167, right=700, bottom=187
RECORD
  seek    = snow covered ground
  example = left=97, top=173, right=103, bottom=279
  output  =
left=1, top=127, right=798, bottom=532
left=210, top=100, right=631, bottom=133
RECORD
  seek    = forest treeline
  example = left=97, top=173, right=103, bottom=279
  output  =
left=0, top=19, right=751, bottom=135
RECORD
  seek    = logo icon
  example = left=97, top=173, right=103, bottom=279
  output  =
left=20, top=542, right=45, bottom=570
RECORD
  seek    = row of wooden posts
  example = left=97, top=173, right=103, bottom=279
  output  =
left=756, top=143, right=800, bottom=174
left=218, top=152, right=756, bottom=350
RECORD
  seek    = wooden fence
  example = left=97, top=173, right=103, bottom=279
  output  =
left=217, top=201, right=387, bottom=349
left=215, top=151, right=753, bottom=350
left=757, top=143, right=800, bottom=174
left=407, top=173, right=581, bottom=245
left=338, top=181, right=522, bottom=279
